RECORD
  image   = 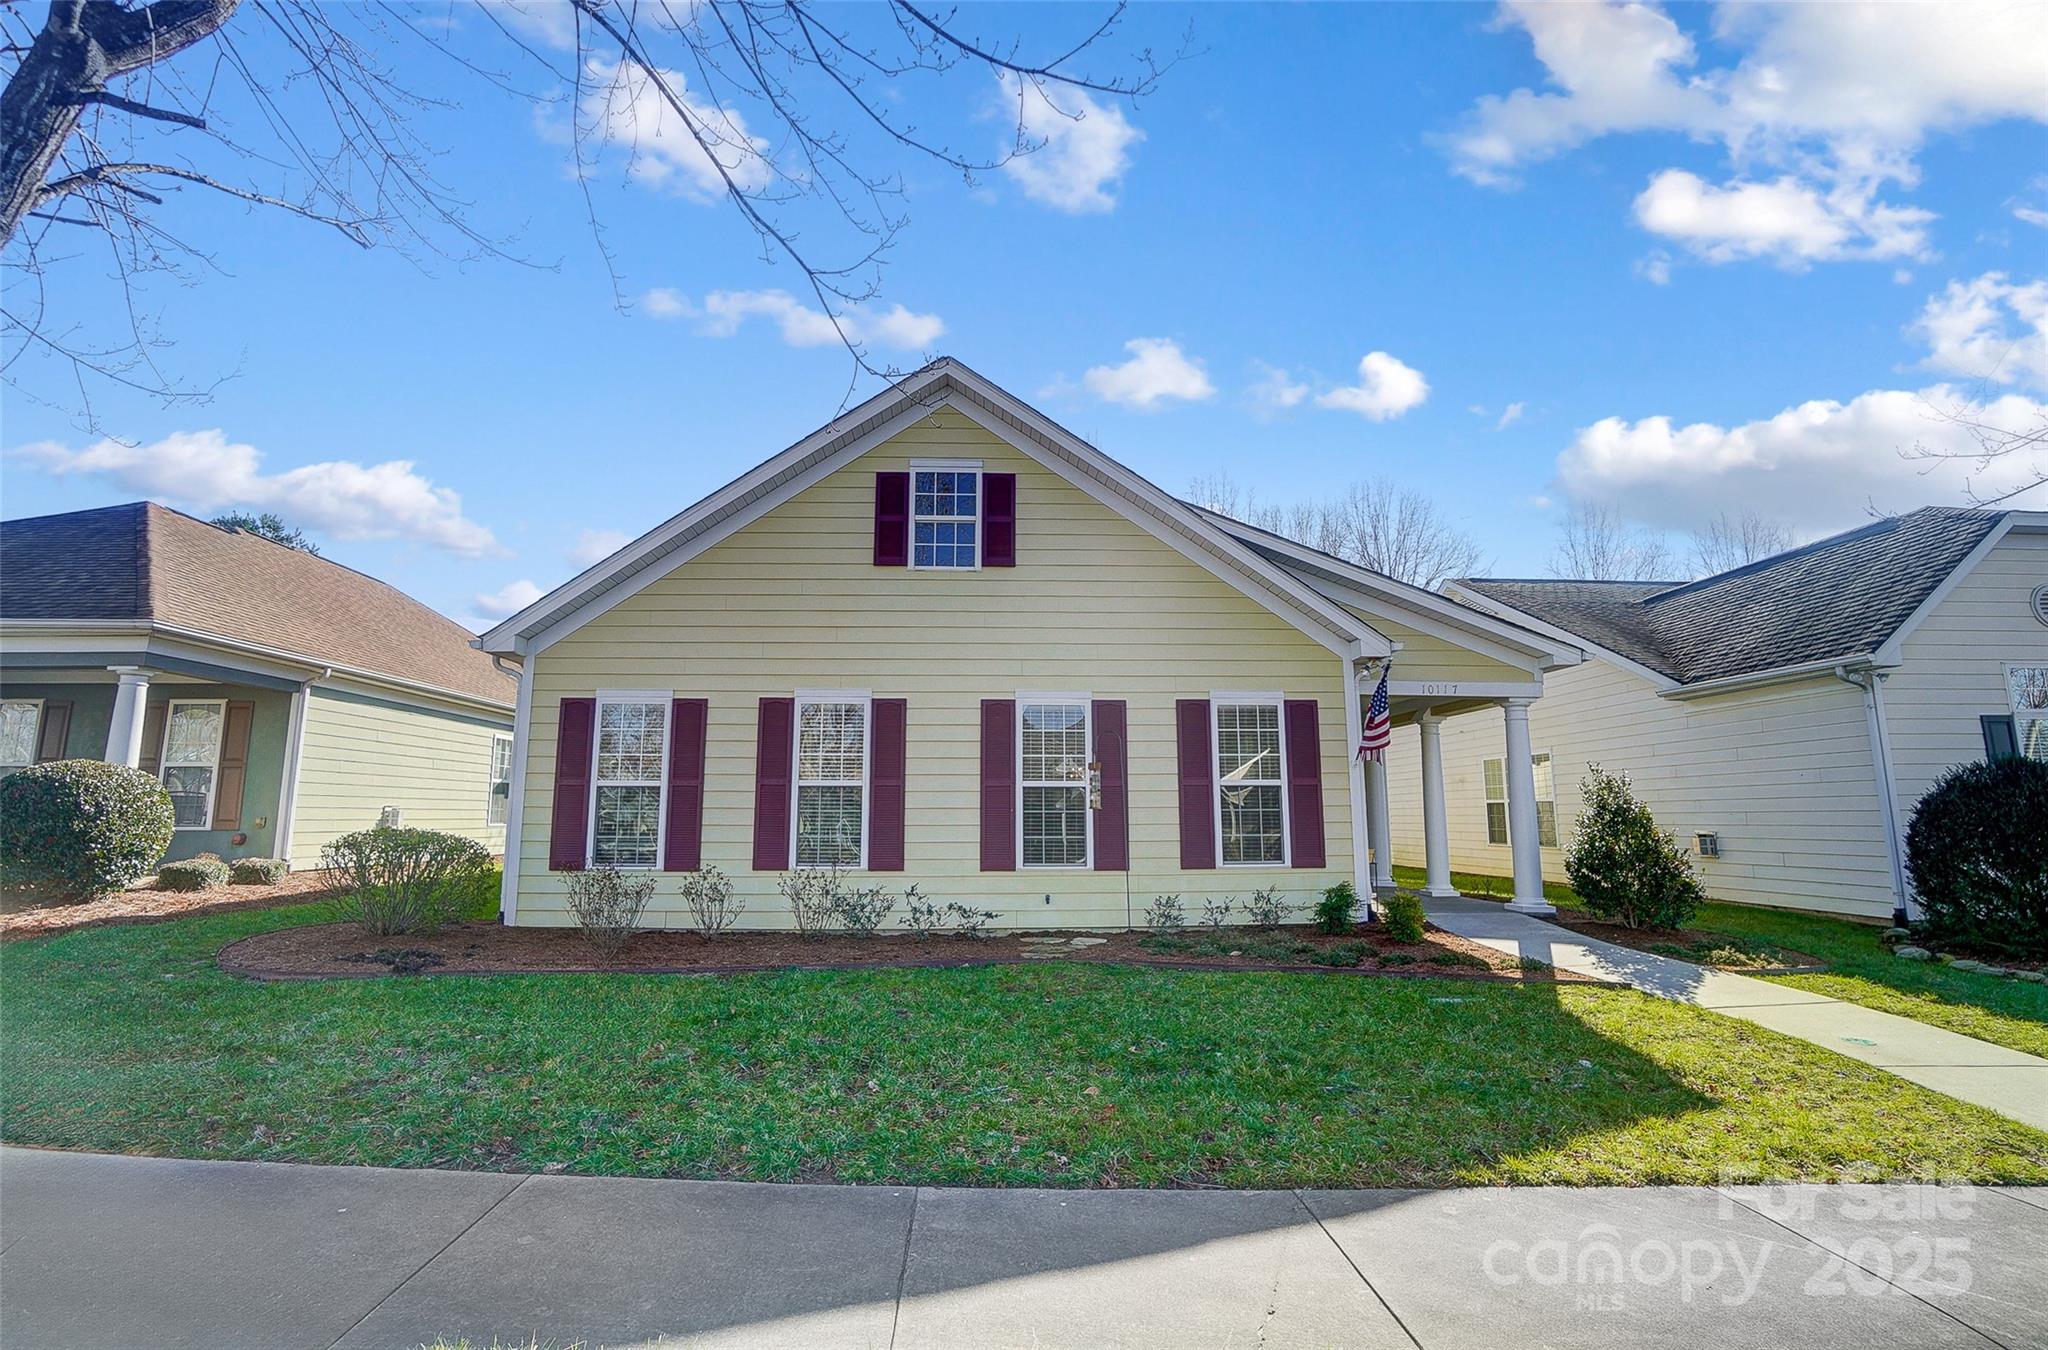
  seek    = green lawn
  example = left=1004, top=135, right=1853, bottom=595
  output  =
left=1395, top=866, right=2048, bottom=1059
left=3, top=899, right=2044, bottom=1187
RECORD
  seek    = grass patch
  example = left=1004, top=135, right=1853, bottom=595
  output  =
left=1396, top=866, right=2048, bottom=1059
left=5, top=899, right=2045, bottom=1187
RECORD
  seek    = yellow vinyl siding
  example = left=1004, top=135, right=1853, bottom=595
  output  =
left=1383, top=661, right=1898, bottom=919
left=290, top=687, right=510, bottom=868
left=1885, top=529, right=2048, bottom=812
left=1333, top=605, right=1535, bottom=685
left=517, top=407, right=1354, bottom=929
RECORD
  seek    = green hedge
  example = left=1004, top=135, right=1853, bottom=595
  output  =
left=1907, top=757, right=2048, bottom=957
left=0, top=760, right=175, bottom=900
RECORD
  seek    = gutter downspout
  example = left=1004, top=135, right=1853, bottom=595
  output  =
left=273, top=668, right=329, bottom=870
left=1837, top=665, right=1910, bottom=925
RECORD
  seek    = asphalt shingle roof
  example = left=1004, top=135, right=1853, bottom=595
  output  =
left=1, top=502, right=514, bottom=705
left=1460, top=507, right=2006, bottom=685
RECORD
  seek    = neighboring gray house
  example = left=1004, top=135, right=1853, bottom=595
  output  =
left=1383, top=507, right=2047, bottom=924
left=0, top=502, right=516, bottom=869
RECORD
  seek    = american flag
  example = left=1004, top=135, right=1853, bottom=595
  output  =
left=1357, top=665, right=1392, bottom=762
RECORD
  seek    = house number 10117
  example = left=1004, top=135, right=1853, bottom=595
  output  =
left=1418, top=683, right=1460, bottom=696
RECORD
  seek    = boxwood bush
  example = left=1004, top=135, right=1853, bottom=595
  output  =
left=229, top=856, right=289, bottom=886
left=323, top=826, right=494, bottom=935
left=157, top=855, right=232, bottom=892
left=0, top=760, right=174, bottom=900
left=1564, top=764, right=1705, bottom=930
left=1907, top=757, right=2048, bottom=957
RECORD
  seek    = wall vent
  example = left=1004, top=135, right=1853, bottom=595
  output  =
left=2033, top=584, right=2048, bottom=628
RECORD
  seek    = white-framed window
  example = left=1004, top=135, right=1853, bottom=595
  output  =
left=160, top=699, right=226, bottom=829
left=0, top=698, right=42, bottom=775
left=1214, top=696, right=1287, bottom=866
left=1483, top=753, right=1558, bottom=848
left=590, top=694, right=668, bottom=868
left=2009, top=664, right=2048, bottom=760
left=911, top=462, right=980, bottom=570
left=1019, top=698, right=1090, bottom=868
left=486, top=733, right=513, bottom=827
left=794, top=692, right=869, bottom=867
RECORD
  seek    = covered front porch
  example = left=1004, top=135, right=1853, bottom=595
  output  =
left=0, top=634, right=321, bottom=864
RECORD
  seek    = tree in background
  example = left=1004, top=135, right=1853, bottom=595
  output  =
left=209, top=510, right=318, bottom=555
left=2, top=1, right=1175, bottom=425
left=1187, top=472, right=1485, bottom=590
left=1547, top=504, right=1674, bottom=581
left=1688, top=510, right=1790, bottom=576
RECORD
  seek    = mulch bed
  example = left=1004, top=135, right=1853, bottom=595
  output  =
left=219, top=920, right=1605, bottom=984
left=1, top=870, right=344, bottom=942
left=1545, top=913, right=1826, bottom=973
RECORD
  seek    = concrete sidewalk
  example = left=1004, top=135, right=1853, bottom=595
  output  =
left=1425, top=897, right=2048, bottom=1133
left=3, top=1148, right=2045, bottom=1349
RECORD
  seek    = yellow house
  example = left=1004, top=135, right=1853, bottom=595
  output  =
left=474, top=360, right=1579, bottom=930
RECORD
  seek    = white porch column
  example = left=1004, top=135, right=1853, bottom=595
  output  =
left=105, top=667, right=152, bottom=768
left=1417, top=712, right=1458, bottom=898
left=1365, top=757, right=1394, bottom=892
left=1341, top=659, right=1372, bottom=911
left=1501, top=698, right=1555, bottom=915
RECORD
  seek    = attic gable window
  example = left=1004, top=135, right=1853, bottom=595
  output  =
left=911, top=464, right=979, bottom=569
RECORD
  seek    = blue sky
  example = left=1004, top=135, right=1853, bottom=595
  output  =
left=5, top=1, right=2044, bottom=627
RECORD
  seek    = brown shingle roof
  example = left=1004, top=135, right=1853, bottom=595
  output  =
left=0, top=502, right=513, bottom=706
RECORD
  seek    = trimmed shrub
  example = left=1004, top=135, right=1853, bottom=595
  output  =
left=1907, top=757, right=2048, bottom=958
left=1380, top=889, right=1426, bottom=944
left=157, top=855, right=231, bottom=892
left=1564, top=764, right=1705, bottom=930
left=229, top=856, right=289, bottom=886
left=832, top=880, right=897, bottom=936
left=1244, top=886, right=1291, bottom=929
left=679, top=864, right=744, bottom=938
left=1314, top=882, right=1358, bottom=935
left=1143, top=894, right=1184, bottom=932
left=323, top=826, right=493, bottom=936
left=564, top=866, right=656, bottom=960
left=0, top=759, right=175, bottom=900
left=779, top=867, right=842, bottom=938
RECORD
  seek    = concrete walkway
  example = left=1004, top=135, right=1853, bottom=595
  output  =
left=1425, top=897, right=2048, bottom=1132
left=3, top=1148, right=2045, bottom=1350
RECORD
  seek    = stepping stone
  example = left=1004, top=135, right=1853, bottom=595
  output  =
left=1068, top=937, right=1107, bottom=947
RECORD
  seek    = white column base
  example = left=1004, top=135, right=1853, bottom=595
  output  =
left=1506, top=898, right=1558, bottom=917
left=1424, top=885, right=1465, bottom=899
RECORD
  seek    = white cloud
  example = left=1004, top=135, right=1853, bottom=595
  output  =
left=1555, top=383, right=2048, bottom=534
left=1082, top=339, right=1214, bottom=410
left=639, top=287, right=944, bottom=351
left=474, top=578, right=544, bottom=619
left=585, top=58, right=771, bottom=201
left=489, top=0, right=576, bottom=51
left=1632, top=169, right=1931, bottom=265
left=1246, top=362, right=1309, bottom=415
left=998, top=73, right=1142, bottom=214
left=1910, top=273, right=2048, bottom=390
left=1314, top=352, right=1430, bottom=421
left=1635, top=250, right=1673, bottom=285
left=2017, top=206, right=2048, bottom=229
left=1445, top=1, right=2048, bottom=266
left=14, top=430, right=499, bottom=557
left=570, top=528, right=633, bottom=568
left=1496, top=401, right=1526, bottom=430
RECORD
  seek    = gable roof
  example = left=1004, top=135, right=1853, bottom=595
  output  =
left=0, top=502, right=514, bottom=706
left=475, top=358, right=1393, bottom=661
left=1455, top=506, right=2010, bottom=686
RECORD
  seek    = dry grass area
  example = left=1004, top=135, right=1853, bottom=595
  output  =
left=1, top=869, right=342, bottom=941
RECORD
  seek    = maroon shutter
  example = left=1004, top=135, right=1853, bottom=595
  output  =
left=137, top=703, right=167, bottom=777
left=874, top=471, right=909, bottom=567
left=1283, top=699, right=1325, bottom=868
left=869, top=698, right=907, bottom=871
left=549, top=698, right=595, bottom=871
left=979, top=699, right=1016, bottom=871
left=664, top=698, right=708, bottom=871
left=1175, top=699, right=1215, bottom=869
left=1091, top=699, right=1128, bottom=871
left=34, top=701, right=71, bottom=763
left=211, top=700, right=256, bottom=831
left=983, top=472, right=1016, bottom=567
left=752, top=697, right=796, bottom=870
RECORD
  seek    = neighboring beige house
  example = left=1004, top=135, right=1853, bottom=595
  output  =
left=0, top=502, right=516, bottom=869
left=1380, top=508, right=2048, bottom=924
left=474, top=359, right=1583, bottom=930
